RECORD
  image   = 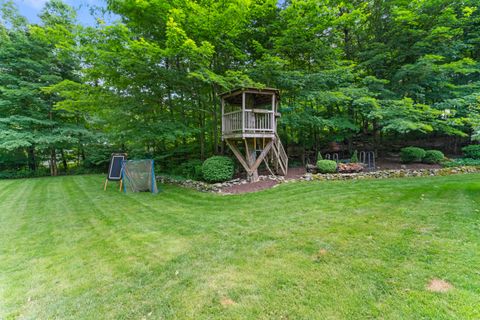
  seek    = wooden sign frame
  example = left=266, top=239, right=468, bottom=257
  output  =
left=104, top=153, right=127, bottom=191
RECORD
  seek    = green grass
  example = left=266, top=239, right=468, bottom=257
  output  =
left=1, top=174, right=480, bottom=319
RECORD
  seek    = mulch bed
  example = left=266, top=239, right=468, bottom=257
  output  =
left=221, top=160, right=444, bottom=194
left=221, top=167, right=305, bottom=194
left=376, top=159, right=442, bottom=170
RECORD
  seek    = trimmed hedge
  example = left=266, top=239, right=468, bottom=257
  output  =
left=422, top=150, right=445, bottom=164
left=202, top=156, right=234, bottom=183
left=462, top=145, right=480, bottom=159
left=316, top=160, right=337, bottom=173
left=400, top=147, right=426, bottom=163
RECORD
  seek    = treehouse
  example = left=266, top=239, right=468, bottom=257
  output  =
left=220, top=87, right=288, bottom=182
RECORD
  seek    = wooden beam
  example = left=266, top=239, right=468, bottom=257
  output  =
left=250, top=140, right=274, bottom=173
left=226, top=140, right=251, bottom=174
left=271, top=141, right=286, bottom=175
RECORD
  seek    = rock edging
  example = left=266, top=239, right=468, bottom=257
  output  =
left=302, top=166, right=480, bottom=181
left=157, top=175, right=285, bottom=193
left=158, top=166, right=480, bottom=193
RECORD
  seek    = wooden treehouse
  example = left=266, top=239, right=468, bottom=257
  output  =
left=220, top=87, right=288, bottom=182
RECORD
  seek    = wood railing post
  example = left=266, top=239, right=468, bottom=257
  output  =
left=242, top=92, right=245, bottom=134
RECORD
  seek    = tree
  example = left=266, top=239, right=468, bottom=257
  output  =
left=0, top=0, right=88, bottom=175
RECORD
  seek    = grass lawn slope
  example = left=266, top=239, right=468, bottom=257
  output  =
left=1, top=175, right=480, bottom=319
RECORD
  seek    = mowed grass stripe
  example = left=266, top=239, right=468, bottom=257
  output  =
left=1, top=174, right=480, bottom=319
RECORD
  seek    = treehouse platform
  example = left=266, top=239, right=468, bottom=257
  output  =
left=220, top=87, right=288, bottom=182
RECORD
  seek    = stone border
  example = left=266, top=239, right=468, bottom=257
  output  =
left=302, top=166, right=480, bottom=181
left=157, top=175, right=285, bottom=193
left=158, top=166, right=480, bottom=193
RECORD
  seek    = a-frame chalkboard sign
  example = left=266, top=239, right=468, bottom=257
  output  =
left=104, top=153, right=127, bottom=191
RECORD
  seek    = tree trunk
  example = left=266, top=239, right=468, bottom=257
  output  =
left=27, top=146, right=36, bottom=171
left=50, top=148, right=58, bottom=176
left=212, top=85, right=219, bottom=154
left=199, top=102, right=205, bottom=160
left=60, top=148, right=68, bottom=172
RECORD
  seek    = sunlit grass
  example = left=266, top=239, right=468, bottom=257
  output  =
left=1, top=174, right=479, bottom=319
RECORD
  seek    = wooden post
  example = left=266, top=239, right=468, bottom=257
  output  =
left=247, top=139, right=259, bottom=182
left=226, top=139, right=251, bottom=174
left=242, top=92, right=245, bottom=134
left=272, top=94, right=276, bottom=131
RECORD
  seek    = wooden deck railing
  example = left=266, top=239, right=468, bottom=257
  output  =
left=223, top=110, right=243, bottom=133
left=222, top=109, right=275, bottom=134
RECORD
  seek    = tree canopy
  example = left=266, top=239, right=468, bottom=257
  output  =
left=1, top=0, right=480, bottom=175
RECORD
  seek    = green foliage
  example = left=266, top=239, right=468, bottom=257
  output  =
left=0, top=167, right=50, bottom=179
left=316, top=160, right=337, bottom=173
left=202, top=156, right=234, bottom=183
left=350, top=150, right=359, bottom=163
left=423, top=150, right=445, bottom=164
left=400, top=147, right=426, bottom=163
left=443, top=158, right=480, bottom=167
left=462, top=145, right=480, bottom=159
left=3, top=0, right=480, bottom=177
left=0, top=1, right=88, bottom=176
left=177, top=159, right=203, bottom=181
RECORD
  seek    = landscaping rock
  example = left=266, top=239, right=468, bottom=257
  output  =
left=301, top=166, right=480, bottom=182
left=157, top=174, right=285, bottom=193
left=158, top=166, right=480, bottom=193
left=305, top=164, right=318, bottom=173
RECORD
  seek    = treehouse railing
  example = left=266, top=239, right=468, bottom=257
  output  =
left=222, top=109, right=275, bottom=135
left=223, top=110, right=243, bottom=133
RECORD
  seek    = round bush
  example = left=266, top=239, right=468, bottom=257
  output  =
left=400, top=147, right=426, bottom=163
left=422, top=150, right=445, bottom=164
left=316, top=160, right=337, bottom=173
left=202, top=156, right=234, bottom=183
left=462, top=144, right=480, bottom=159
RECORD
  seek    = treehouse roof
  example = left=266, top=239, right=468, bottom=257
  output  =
left=219, top=87, right=280, bottom=106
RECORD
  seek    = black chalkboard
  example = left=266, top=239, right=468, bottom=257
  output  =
left=108, top=154, right=126, bottom=181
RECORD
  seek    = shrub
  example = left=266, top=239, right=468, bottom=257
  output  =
left=350, top=150, right=359, bottom=163
left=442, top=158, right=480, bottom=167
left=0, top=167, right=50, bottom=179
left=462, top=145, right=480, bottom=159
left=422, top=150, right=445, bottom=164
left=316, top=160, right=337, bottom=173
left=178, top=159, right=203, bottom=180
left=400, top=147, right=426, bottom=163
left=202, top=156, right=234, bottom=183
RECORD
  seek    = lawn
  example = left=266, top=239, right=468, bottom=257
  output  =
left=1, top=174, right=479, bottom=319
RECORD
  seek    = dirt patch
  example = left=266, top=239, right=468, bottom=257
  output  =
left=317, top=248, right=328, bottom=256
left=221, top=167, right=306, bottom=194
left=376, top=159, right=442, bottom=170
left=314, top=248, right=329, bottom=262
left=426, top=279, right=453, bottom=293
left=220, top=297, right=236, bottom=307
